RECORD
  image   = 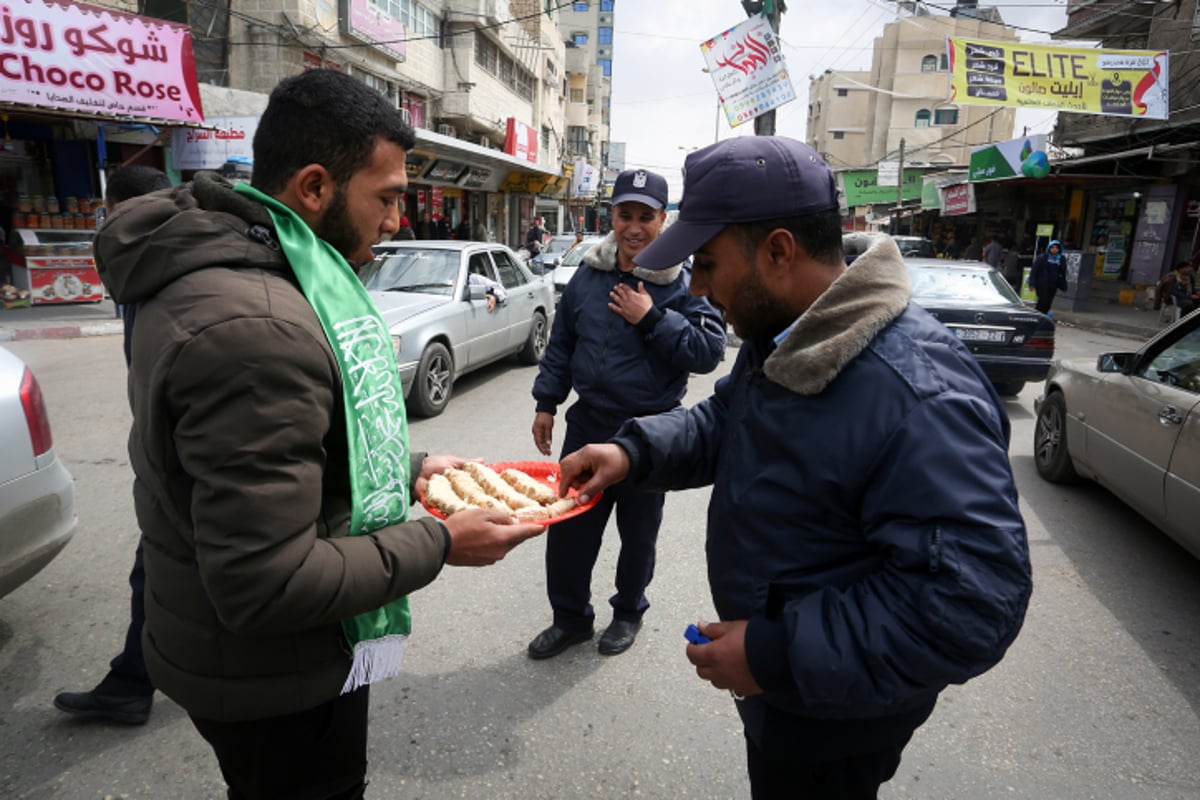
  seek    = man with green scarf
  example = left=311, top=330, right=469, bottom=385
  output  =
left=95, top=69, right=545, bottom=799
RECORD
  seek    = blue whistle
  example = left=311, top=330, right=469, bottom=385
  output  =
left=684, top=624, right=711, bottom=645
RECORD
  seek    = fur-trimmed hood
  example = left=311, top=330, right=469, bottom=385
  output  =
left=582, top=231, right=682, bottom=285
left=764, top=233, right=911, bottom=396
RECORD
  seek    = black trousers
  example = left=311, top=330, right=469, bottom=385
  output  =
left=190, top=686, right=370, bottom=800
left=546, top=403, right=665, bottom=631
left=1035, top=286, right=1058, bottom=314
left=96, top=538, right=154, bottom=697
left=745, top=734, right=906, bottom=800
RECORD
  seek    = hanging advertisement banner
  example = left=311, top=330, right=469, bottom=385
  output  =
left=504, top=118, right=538, bottom=164
left=948, top=38, right=1169, bottom=120
left=969, top=134, right=1048, bottom=182
left=941, top=183, right=976, bottom=216
left=573, top=160, right=598, bottom=198
left=701, top=14, right=796, bottom=129
left=839, top=169, right=923, bottom=207
left=172, top=116, right=257, bottom=170
left=0, top=0, right=203, bottom=122
left=339, top=0, right=405, bottom=62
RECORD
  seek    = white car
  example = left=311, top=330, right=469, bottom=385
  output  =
left=0, top=346, right=77, bottom=598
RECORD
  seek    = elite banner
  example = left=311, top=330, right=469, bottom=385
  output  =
left=947, top=38, right=1169, bottom=121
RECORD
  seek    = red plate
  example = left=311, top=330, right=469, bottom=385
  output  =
left=420, top=460, right=602, bottom=525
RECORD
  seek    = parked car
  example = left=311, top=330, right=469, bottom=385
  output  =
left=906, top=259, right=1055, bottom=396
left=361, top=241, right=555, bottom=417
left=1033, top=308, right=1200, bottom=558
left=0, top=346, right=77, bottom=598
left=892, top=235, right=937, bottom=258
left=550, top=236, right=603, bottom=304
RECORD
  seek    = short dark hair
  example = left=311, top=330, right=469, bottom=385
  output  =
left=106, top=165, right=171, bottom=205
left=734, top=209, right=845, bottom=267
left=251, top=69, right=416, bottom=195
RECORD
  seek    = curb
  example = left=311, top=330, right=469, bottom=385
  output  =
left=1052, top=314, right=1159, bottom=342
left=0, top=321, right=124, bottom=342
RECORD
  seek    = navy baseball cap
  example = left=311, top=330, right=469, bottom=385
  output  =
left=635, top=136, right=840, bottom=270
left=611, top=169, right=669, bottom=209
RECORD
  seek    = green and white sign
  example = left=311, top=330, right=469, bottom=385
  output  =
left=969, top=134, right=1048, bottom=182
left=840, top=169, right=923, bottom=207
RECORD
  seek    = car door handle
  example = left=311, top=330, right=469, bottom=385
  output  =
left=1158, top=405, right=1184, bottom=426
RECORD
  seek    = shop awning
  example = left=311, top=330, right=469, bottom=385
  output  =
left=1050, top=141, right=1200, bottom=171
left=411, top=127, right=561, bottom=194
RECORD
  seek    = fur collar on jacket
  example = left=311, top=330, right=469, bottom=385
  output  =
left=582, top=232, right=682, bottom=285
left=765, top=233, right=911, bottom=396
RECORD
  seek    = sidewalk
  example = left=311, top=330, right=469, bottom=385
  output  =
left=0, top=294, right=1168, bottom=343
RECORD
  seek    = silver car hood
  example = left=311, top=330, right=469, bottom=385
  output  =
left=367, top=291, right=452, bottom=327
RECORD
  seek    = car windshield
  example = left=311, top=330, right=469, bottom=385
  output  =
left=541, top=236, right=576, bottom=255
left=559, top=241, right=596, bottom=267
left=893, top=237, right=936, bottom=258
left=358, top=249, right=459, bottom=296
left=907, top=265, right=1021, bottom=305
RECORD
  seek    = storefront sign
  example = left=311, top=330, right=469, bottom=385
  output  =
left=404, top=153, right=429, bottom=178
left=876, top=161, right=899, bottom=187
left=339, top=0, right=405, bottom=62
left=573, top=160, right=598, bottom=198
left=25, top=257, right=104, bottom=304
left=839, top=169, right=922, bottom=207
left=969, top=134, right=1048, bottom=182
left=941, top=183, right=976, bottom=216
left=504, top=118, right=538, bottom=164
left=0, top=0, right=203, bottom=122
left=424, top=160, right=468, bottom=183
left=461, top=167, right=492, bottom=189
left=701, top=13, right=796, bottom=129
left=1036, top=223, right=1055, bottom=237
left=172, top=116, right=257, bottom=170
left=948, top=38, right=1169, bottom=120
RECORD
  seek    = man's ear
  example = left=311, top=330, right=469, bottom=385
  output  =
left=761, top=228, right=798, bottom=280
left=282, top=164, right=335, bottom=219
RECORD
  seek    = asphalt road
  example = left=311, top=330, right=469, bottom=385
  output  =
left=1, top=327, right=1198, bottom=800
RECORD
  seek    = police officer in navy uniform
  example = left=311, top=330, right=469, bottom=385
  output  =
left=527, top=169, right=726, bottom=659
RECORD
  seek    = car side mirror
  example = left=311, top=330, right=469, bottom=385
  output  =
left=467, top=283, right=488, bottom=301
left=1097, top=352, right=1134, bottom=373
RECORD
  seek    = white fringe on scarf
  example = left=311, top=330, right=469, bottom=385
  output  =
left=340, top=633, right=409, bottom=693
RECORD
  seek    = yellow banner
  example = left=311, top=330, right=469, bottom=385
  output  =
left=947, top=38, right=1169, bottom=120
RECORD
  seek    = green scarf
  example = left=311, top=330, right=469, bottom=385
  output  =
left=234, top=183, right=412, bottom=694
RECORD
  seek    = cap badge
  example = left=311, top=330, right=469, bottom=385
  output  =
left=632, top=171, right=648, bottom=188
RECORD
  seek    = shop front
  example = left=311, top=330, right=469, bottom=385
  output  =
left=0, top=0, right=203, bottom=307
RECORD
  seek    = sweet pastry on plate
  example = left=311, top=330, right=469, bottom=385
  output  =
left=500, top=468, right=557, bottom=505
left=425, top=465, right=580, bottom=521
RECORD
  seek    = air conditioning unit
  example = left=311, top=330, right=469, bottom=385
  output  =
left=399, top=108, right=412, bottom=126
left=437, top=124, right=457, bottom=138
left=484, top=0, right=503, bottom=26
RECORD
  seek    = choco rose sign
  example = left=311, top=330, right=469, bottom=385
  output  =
left=0, top=0, right=203, bottom=123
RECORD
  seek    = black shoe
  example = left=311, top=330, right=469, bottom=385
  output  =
left=527, top=625, right=594, bottom=659
left=598, top=619, right=642, bottom=656
left=53, top=690, right=153, bottom=725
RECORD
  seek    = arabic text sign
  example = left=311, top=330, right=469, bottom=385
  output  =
left=840, top=169, right=923, bottom=207
left=0, top=0, right=203, bottom=122
left=341, top=0, right=405, bottom=63
left=701, top=14, right=796, bottom=129
left=948, top=38, right=1169, bottom=120
left=969, top=133, right=1047, bottom=182
left=172, top=116, right=257, bottom=170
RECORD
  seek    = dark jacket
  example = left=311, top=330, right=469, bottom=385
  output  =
left=533, top=232, right=725, bottom=419
left=1029, top=240, right=1067, bottom=295
left=612, top=234, right=1031, bottom=760
left=95, top=173, right=449, bottom=722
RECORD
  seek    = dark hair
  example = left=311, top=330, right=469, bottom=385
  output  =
left=734, top=209, right=845, bottom=267
left=251, top=69, right=415, bottom=195
left=106, top=165, right=171, bottom=205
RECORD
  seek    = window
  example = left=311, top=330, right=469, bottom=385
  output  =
left=492, top=250, right=528, bottom=289
left=921, top=55, right=937, bottom=72
left=934, top=108, right=959, bottom=125
left=368, top=0, right=439, bottom=43
left=598, top=58, right=611, bottom=76
left=598, top=27, right=612, bottom=45
left=402, top=93, right=426, bottom=129
left=567, top=125, right=589, bottom=156
left=940, top=53, right=949, bottom=70
left=475, top=32, right=534, bottom=101
left=573, top=32, right=588, bottom=46
left=836, top=88, right=848, bottom=97
left=832, top=131, right=845, bottom=140
left=600, top=0, right=613, bottom=10
left=475, top=34, right=498, bottom=73
left=915, top=109, right=931, bottom=127
left=570, top=88, right=584, bottom=103
left=573, top=1, right=589, bottom=9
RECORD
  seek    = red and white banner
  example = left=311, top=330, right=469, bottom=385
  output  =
left=504, top=118, right=538, bottom=164
left=0, top=1, right=204, bottom=123
left=941, top=183, right=977, bottom=216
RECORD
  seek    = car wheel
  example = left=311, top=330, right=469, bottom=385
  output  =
left=410, top=342, right=453, bottom=417
left=517, top=310, right=548, bottom=365
left=992, top=381, right=1025, bottom=397
left=1034, top=391, right=1079, bottom=483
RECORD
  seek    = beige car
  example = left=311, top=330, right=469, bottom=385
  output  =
left=1034, top=309, right=1200, bottom=558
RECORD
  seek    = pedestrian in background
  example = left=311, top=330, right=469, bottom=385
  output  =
left=526, top=214, right=548, bottom=256
left=527, top=168, right=725, bottom=660
left=52, top=164, right=171, bottom=726
left=558, top=136, right=1031, bottom=800
left=95, top=69, right=543, bottom=798
left=394, top=214, right=416, bottom=240
left=1029, top=239, right=1067, bottom=314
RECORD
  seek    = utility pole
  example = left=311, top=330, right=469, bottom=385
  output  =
left=742, top=0, right=785, bottom=136
left=894, top=137, right=905, bottom=235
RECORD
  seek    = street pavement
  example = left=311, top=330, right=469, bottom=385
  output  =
left=0, top=293, right=1171, bottom=344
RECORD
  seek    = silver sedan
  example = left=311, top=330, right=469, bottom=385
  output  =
left=360, top=240, right=555, bottom=417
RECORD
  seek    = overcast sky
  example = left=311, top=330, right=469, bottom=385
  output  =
left=607, top=0, right=1073, bottom=200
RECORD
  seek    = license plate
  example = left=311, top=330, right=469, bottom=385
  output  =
left=954, top=328, right=1008, bottom=343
